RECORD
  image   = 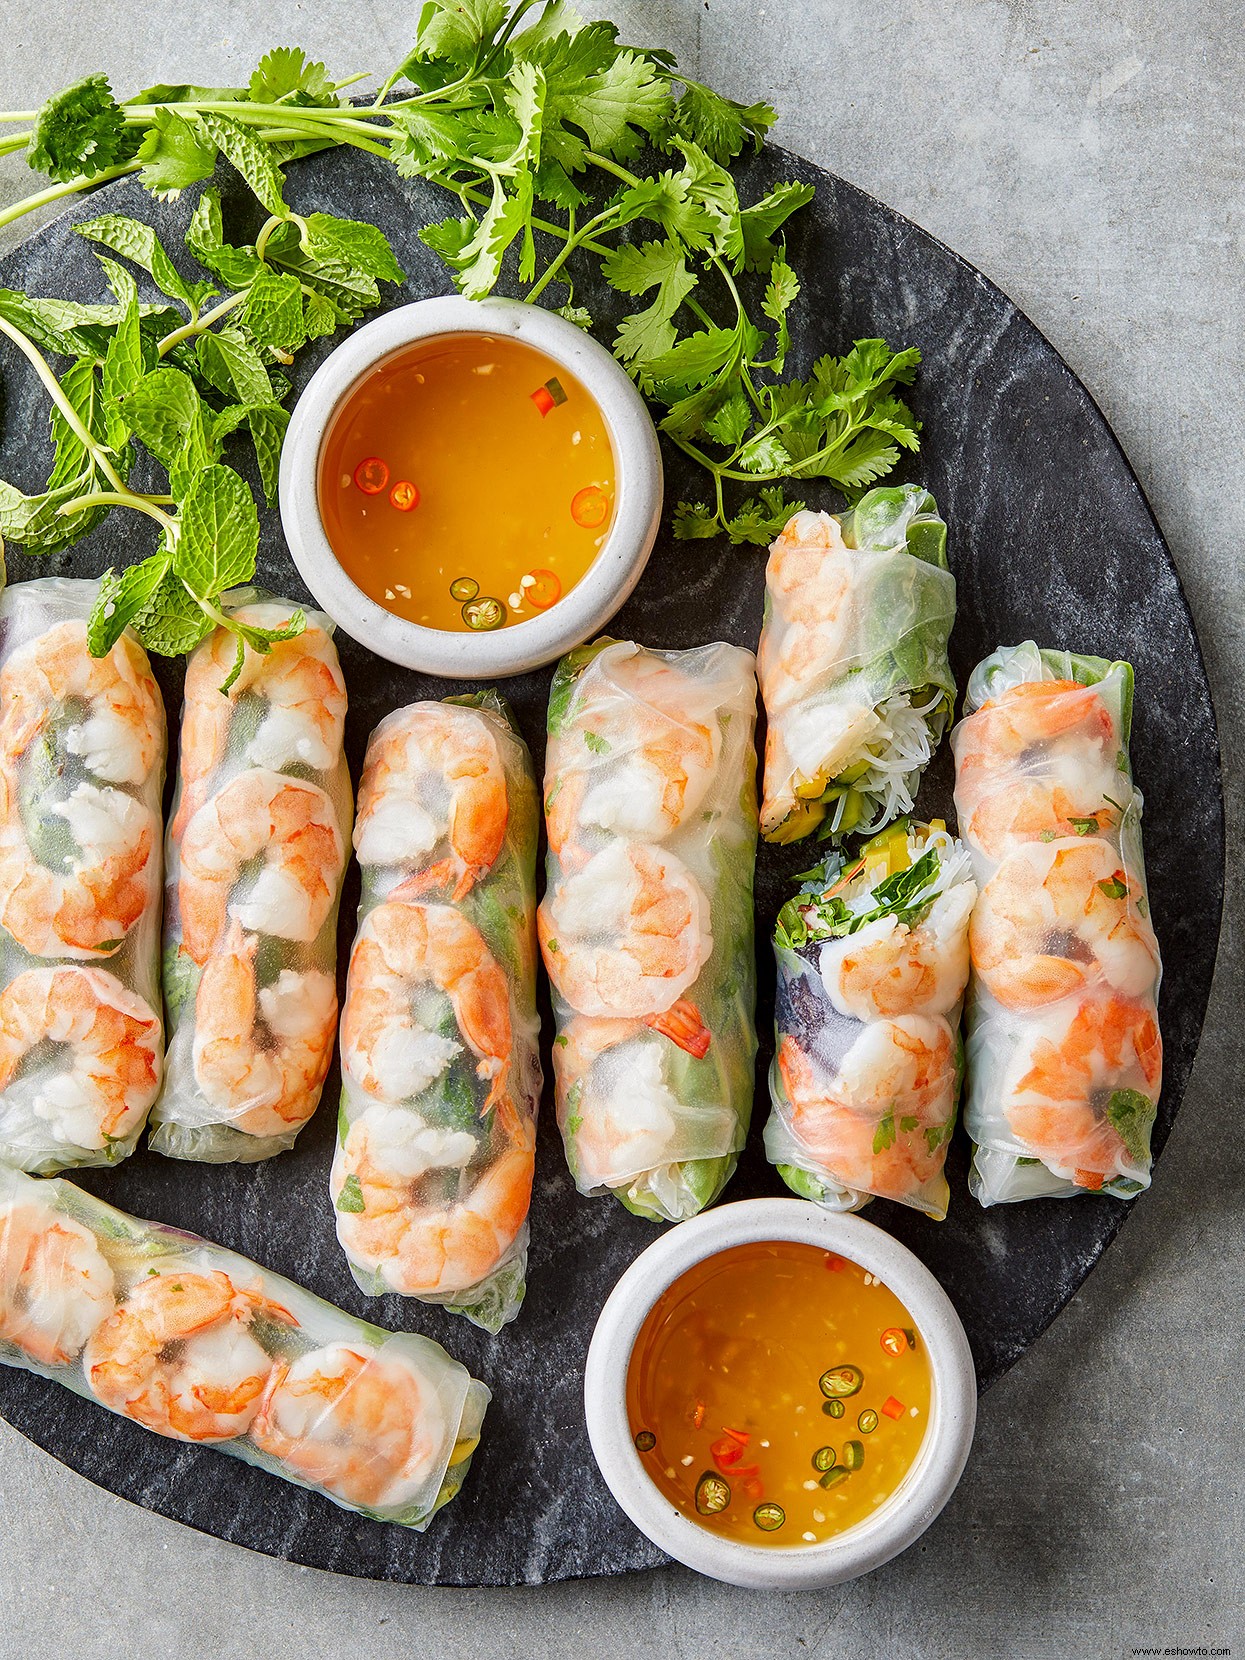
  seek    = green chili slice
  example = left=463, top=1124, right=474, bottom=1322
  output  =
left=819, top=1365, right=864, bottom=1399
left=842, top=1439, right=865, bottom=1471
left=857, top=1410, right=879, bottom=1434
left=753, top=1502, right=785, bottom=1532
left=633, top=1430, right=656, bottom=1452
left=450, top=576, right=479, bottom=601
left=695, top=1472, right=731, bottom=1515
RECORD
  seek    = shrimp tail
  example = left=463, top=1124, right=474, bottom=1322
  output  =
left=646, top=998, right=712, bottom=1059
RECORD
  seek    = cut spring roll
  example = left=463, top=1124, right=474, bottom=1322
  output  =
left=0, top=579, right=165, bottom=1173
left=331, top=694, right=542, bottom=1334
left=540, top=639, right=759, bottom=1223
left=952, top=643, right=1163, bottom=1204
left=758, top=485, right=955, bottom=844
left=151, top=592, right=352, bottom=1163
left=0, top=1164, right=488, bottom=1528
left=765, top=821, right=975, bottom=1219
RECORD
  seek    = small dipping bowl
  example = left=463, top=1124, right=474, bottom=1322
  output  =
left=279, top=295, right=663, bottom=678
left=584, top=1199, right=976, bottom=1589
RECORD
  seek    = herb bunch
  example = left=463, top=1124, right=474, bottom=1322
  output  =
left=0, top=0, right=923, bottom=631
left=774, top=847, right=943, bottom=952
left=0, top=90, right=402, bottom=667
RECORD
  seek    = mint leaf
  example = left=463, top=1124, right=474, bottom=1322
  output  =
left=195, top=326, right=274, bottom=405
left=174, top=463, right=259, bottom=597
left=101, top=288, right=144, bottom=405
left=198, top=110, right=288, bottom=217
left=246, top=403, right=290, bottom=506
left=335, top=1171, right=367, bottom=1213
left=89, top=555, right=171, bottom=655
left=120, top=366, right=205, bottom=475
left=241, top=267, right=306, bottom=349
left=75, top=214, right=209, bottom=311
left=301, top=214, right=403, bottom=284
left=130, top=565, right=213, bottom=656
left=29, top=74, right=141, bottom=183
left=185, top=187, right=265, bottom=289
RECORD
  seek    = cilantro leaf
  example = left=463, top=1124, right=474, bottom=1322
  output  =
left=249, top=47, right=338, bottom=107
left=670, top=81, right=775, bottom=165
left=29, top=74, right=142, bottom=183
left=135, top=108, right=217, bottom=199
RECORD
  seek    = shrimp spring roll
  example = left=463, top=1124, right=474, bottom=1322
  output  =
left=540, top=639, right=759, bottom=1223
left=765, top=821, right=975, bottom=1219
left=758, top=485, right=956, bottom=844
left=151, top=592, right=351, bottom=1163
left=952, top=642, right=1163, bottom=1204
left=0, top=579, right=165, bottom=1173
left=0, top=1164, right=488, bottom=1528
left=331, top=694, right=541, bottom=1334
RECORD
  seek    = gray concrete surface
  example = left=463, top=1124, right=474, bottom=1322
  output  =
left=0, top=3, right=1241, bottom=1656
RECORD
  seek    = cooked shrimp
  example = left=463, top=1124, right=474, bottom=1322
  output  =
left=178, top=768, right=344, bottom=964
left=171, top=611, right=346, bottom=837
left=332, top=1105, right=534, bottom=1297
left=341, top=899, right=511, bottom=1114
left=953, top=679, right=1121, bottom=856
left=553, top=1015, right=731, bottom=1190
left=0, top=1197, right=115, bottom=1364
left=971, top=838, right=1160, bottom=1009
left=353, top=703, right=507, bottom=897
left=0, top=966, right=160, bottom=1151
left=539, top=839, right=712, bottom=1019
left=1004, top=993, right=1162, bottom=1188
left=777, top=1020, right=956, bottom=1203
left=546, top=650, right=722, bottom=851
left=192, top=919, right=337, bottom=1137
left=0, top=770, right=158, bottom=958
left=83, top=1267, right=294, bottom=1442
left=251, top=1343, right=446, bottom=1509
left=0, top=620, right=161, bottom=787
left=758, top=512, right=856, bottom=712
left=819, top=881, right=976, bottom=1021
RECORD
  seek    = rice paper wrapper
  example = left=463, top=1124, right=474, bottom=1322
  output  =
left=151, top=590, right=352, bottom=1163
left=541, top=639, right=759, bottom=1223
left=0, top=1164, right=488, bottom=1527
left=758, top=485, right=956, bottom=844
left=0, top=579, right=166, bottom=1173
left=952, top=643, right=1163, bottom=1205
left=331, top=692, right=542, bottom=1333
left=764, top=829, right=974, bottom=1219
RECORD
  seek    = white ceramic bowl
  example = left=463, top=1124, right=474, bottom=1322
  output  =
left=278, top=295, right=663, bottom=678
left=584, top=1199, right=976, bottom=1589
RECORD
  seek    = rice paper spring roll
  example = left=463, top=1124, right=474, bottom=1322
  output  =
left=331, top=693, right=542, bottom=1334
left=951, top=642, right=1163, bottom=1204
left=758, top=485, right=956, bottom=845
left=151, top=591, right=351, bottom=1163
left=0, top=1163, right=487, bottom=1528
left=765, top=820, right=975, bottom=1219
left=539, top=639, right=759, bottom=1223
left=0, top=579, right=165, bottom=1173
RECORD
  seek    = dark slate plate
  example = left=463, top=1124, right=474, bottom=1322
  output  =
left=0, top=140, right=1223, bottom=1586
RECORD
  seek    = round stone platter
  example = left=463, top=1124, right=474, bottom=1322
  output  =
left=0, top=139, right=1223, bottom=1585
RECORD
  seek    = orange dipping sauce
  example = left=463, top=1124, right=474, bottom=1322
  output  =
left=317, top=332, right=615, bottom=631
left=626, top=1241, right=932, bottom=1546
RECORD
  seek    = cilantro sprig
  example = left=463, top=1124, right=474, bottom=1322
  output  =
left=0, top=143, right=401, bottom=663
left=0, top=4, right=922, bottom=561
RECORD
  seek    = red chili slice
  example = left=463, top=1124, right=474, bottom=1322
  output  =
left=353, top=457, right=389, bottom=494
left=881, top=1396, right=906, bottom=1420
left=389, top=480, right=420, bottom=511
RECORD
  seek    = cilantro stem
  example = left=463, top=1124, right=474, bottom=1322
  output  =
left=0, top=161, right=141, bottom=231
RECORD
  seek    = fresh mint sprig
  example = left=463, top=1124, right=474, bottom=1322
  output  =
left=0, top=145, right=401, bottom=663
left=0, top=6, right=922, bottom=562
